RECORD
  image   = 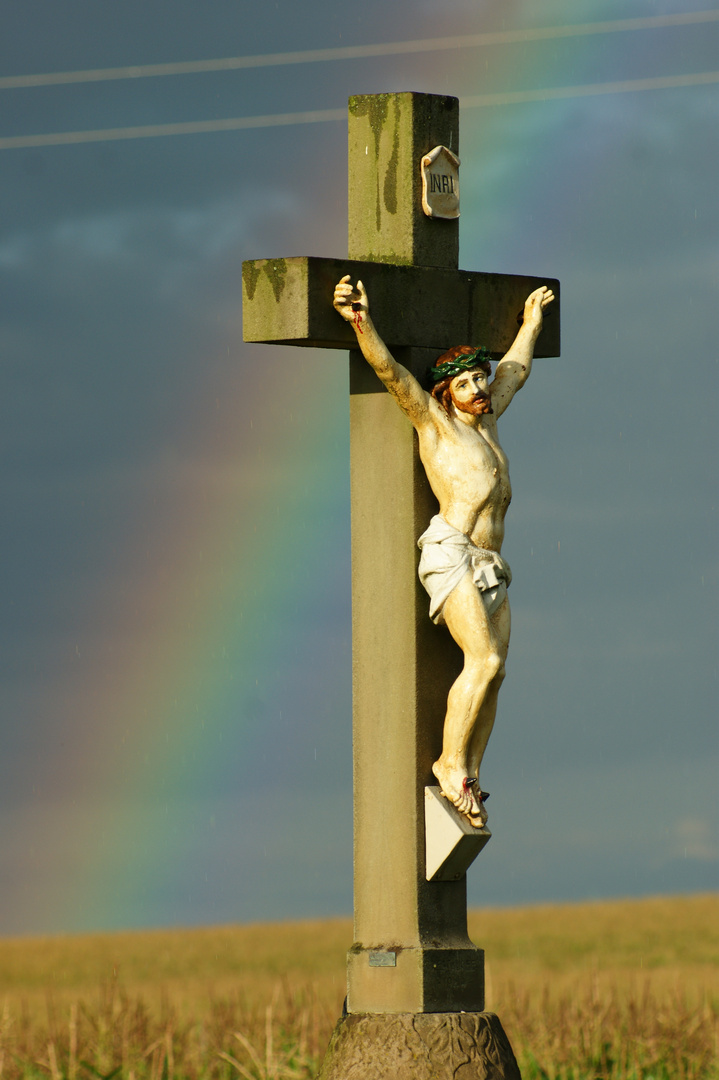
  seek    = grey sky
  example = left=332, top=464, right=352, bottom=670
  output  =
left=0, top=0, right=716, bottom=935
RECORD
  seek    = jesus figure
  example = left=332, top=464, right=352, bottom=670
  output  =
left=333, top=275, right=554, bottom=827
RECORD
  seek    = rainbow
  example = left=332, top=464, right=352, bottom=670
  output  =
left=22, top=346, right=352, bottom=933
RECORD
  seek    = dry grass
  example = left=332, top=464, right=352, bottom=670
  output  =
left=502, top=982, right=718, bottom=1079
left=0, top=894, right=716, bottom=1079
left=0, top=978, right=335, bottom=1080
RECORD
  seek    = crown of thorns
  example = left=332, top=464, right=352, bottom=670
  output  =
left=428, top=346, right=492, bottom=384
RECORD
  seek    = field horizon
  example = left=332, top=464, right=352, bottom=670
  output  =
left=1, top=892, right=716, bottom=1078
left=4, top=888, right=716, bottom=942
left=1, top=892, right=716, bottom=1005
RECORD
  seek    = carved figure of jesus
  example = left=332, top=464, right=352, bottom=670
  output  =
left=334, top=275, right=554, bottom=827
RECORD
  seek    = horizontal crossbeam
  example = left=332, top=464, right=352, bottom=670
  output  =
left=242, top=256, right=560, bottom=357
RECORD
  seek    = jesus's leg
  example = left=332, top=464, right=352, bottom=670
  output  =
left=466, top=595, right=510, bottom=792
left=432, top=573, right=508, bottom=822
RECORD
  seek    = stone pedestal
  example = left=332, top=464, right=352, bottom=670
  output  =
left=317, top=1012, right=521, bottom=1080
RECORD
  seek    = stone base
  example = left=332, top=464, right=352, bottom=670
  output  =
left=347, top=944, right=484, bottom=1014
left=317, top=1011, right=521, bottom=1079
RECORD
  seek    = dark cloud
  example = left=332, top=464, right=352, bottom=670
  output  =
left=1, top=0, right=716, bottom=933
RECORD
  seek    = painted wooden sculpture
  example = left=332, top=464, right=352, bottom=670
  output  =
left=333, top=275, right=554, bottom=827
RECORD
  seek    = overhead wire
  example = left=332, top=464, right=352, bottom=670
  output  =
left=0, top=10, right=717, bottom=150
left=1, top=10, right=717, bottom=91
left=0, top=70, right=716, bottom=151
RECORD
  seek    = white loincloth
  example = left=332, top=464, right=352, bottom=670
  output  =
left=417, top=515, right=512, bottom=625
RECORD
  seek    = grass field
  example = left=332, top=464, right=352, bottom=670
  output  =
left=0, top=894, right=716, bottom=1078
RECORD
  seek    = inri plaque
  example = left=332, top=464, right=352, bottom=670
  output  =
left=420, top=144, right=460, bottom=219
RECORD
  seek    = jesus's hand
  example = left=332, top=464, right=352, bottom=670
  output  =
left=522, top=285, right=555, bottom=332
left=333, top=275, right=369, bottom=329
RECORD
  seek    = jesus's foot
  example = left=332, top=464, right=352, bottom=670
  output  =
left=467, top=787, right=489, bottom=829
left=432, top=760, right=488, bottom=826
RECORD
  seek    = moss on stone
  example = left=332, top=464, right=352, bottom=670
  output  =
left=241, top=260, right=262, bottom=302
left=349, top=93, right=394, bottom=162
left=263, top=258, right=288, bottom=303
left=383, top=97, right=400, bottom=217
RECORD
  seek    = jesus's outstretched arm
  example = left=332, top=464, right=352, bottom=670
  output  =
left=333, top=276, right=431, bottom=426
left=490, top=285, right=554, bottom=418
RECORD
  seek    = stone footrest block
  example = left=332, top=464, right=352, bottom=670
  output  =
left=425, top=785, right=491, bottom=881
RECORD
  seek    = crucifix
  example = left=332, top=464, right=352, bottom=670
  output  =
left=243, top=92, right=559, bottom=1078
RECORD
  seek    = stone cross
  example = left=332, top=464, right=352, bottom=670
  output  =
left=243, top=92, right=559, bottom=1032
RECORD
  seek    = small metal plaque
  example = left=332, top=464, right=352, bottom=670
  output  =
left=420, top=145, right=460, bottom=219
left=368, top=950, right=396, bottom=967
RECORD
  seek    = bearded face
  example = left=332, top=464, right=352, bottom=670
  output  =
left=448, top=369, right=493, bottom=416
left=451, top=389, right=493, bottom=415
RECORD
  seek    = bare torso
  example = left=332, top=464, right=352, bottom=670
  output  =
left=418, top=400, right=511, bottom=552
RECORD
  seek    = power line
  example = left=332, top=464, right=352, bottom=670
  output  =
left=462, top=69, right=719, bottom=107
left=1, top=10, right=718, bottom=91
left=0, top=70, right=715, bottom=151
left=0, top=108, right=346, bottom=149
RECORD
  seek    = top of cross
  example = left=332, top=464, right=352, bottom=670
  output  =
left=242, top=92, right=559, bottom=360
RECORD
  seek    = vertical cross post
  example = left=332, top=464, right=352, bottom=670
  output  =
left=346, top=92, right=483, bottom=1015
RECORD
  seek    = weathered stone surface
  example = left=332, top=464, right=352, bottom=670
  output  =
left=347, top=938, right=485, bottom=1015
left=242, top=256, right=560, bottom=356
left=348, top=92, right=459, bottom=268
left=317, top=1011, right=521, bottom=1080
